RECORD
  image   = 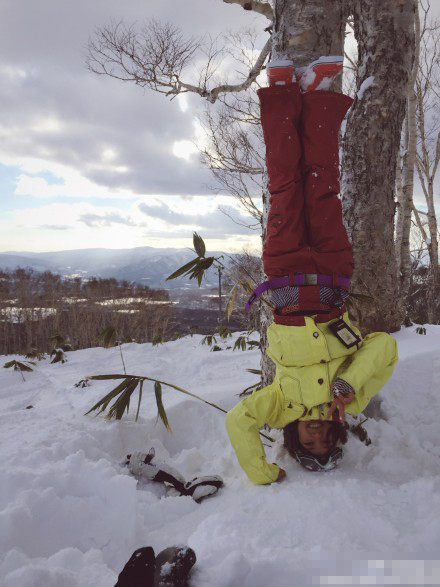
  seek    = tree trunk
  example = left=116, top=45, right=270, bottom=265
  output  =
left=417, top=162, right=440, bottom=323
left=272, top=0, right=347, bottom=68
left=260, top=0, right=347, bottom=386
left=415, top=90, right=440, bottom=324
left=260, top=172, right=276, bottom=387
left=396, top=0, right=420, bottom=308
left=341, top=0, right=415, bottom=334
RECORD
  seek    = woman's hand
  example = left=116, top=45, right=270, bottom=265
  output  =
left=276, top=467, right=287, bottom=482
left=327, top=391, right=354, bottom=424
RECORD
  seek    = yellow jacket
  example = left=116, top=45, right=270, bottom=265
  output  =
left=226, top=313, right=398, bottom=484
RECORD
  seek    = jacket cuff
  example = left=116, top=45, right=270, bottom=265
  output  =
left=332, top=377, right=355, bottom=397
left=246, top=460, right=280, bottom=485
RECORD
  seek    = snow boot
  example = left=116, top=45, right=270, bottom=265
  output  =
left=126, top=449, right=224, bottom=502
left=297, top=55, right=343, bottom=92
left=266, top=59, right=295, bottom=86
left=184, top=475, right=224, bottom=503
left=126, top=448, right=187, bottom=494
left=153, top=546, right=197, bottom=587
left=114, top=546, right=155, bottom=587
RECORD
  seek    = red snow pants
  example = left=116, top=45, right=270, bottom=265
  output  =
left=260, top=85, right=353, bottom=278
left=258, top=85, right=353, bottom=322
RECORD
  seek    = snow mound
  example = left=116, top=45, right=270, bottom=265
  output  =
left=1, top=326, right=440, bottom=585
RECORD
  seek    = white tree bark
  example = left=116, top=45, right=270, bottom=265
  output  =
left=415, top=130, right=440, bottom=322
left=341, top=0, right=415, bottom=333
left=223, top=0, right=273, bottom=20
left=413, top=7, right=440, bottom=324
left=396, top=0, right=419, bottom=307
left=259, top=171, right=275, bottom=386
left=396, top=1, right=420, bottom=298
left=271, top=0, right=347, bottom=67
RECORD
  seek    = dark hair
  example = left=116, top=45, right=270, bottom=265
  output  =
left=283, top=420, right=348, bottom=464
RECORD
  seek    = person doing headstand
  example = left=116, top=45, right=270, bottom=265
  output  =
left=226, top=57, right=398, bottom=484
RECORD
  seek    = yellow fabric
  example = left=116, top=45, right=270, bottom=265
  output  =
left=226, top=312, right=398, bottom=485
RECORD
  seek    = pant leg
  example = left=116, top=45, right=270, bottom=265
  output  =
left=258, top=85, right=314, bottom=278
left=301, top=91, right=354, bottom=278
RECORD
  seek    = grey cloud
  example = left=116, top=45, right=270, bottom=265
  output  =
left=138, top=201, right=254, bottom=236
left=138, top=202, right=193, bottom=224
left=0, top=0, right=265, bottom=197
left=78, top=212, right=137, bottom=227
left=0, top=70, right=213, bottom=195
left=38, top=224, right=71, bottom=231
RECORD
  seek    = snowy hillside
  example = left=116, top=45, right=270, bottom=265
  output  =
left=1, top=325, right=440, bottom=586
left=0, top=246, right=229, bottom=290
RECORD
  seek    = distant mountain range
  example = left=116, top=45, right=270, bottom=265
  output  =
left=0, top=247, right=232, bottom=291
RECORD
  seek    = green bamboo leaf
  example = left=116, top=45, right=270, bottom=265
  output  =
left=201, top=257, right=215, bottom=270
left=233, top=336, right=246, bottom=351
left=135, top=380, right=143, bottom=421
left=85, top=373, right=228, bottom=420
left=246, top=368, right=262, bottom=375
left=108, top=379, right=139, bottom=420
left=3, top=360, right=34, bottom=372
left=193, top=232, right=206, bottom=257
left=165, top=258, right=199, bottom=281
left=152, top=334, right=164, bottom=346
left=95, top=380, right=133, bottom=414
left=246, top=341, right=261, bottom=349
left=154, top=381, right=172, bottom=431
left=106, top=379, right=138, bottom=419
left=87, top=374, right=130, bottom=380
left=97, top=325, right=117, bottom=348
left=190, top=258, right=214, bottom=275
left=218, top=326, right=231, bottom=339
left=84, top=371, right=273, bottom=442
left=85, top=378, right=133, bottom=415
left=88, top=374, right=225, bottom=414
left=141, top=376, right=228, bottom=415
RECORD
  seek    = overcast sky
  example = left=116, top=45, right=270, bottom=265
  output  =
left=0, top=0, right=267, bottom=253
left=1, top=1, right=438, bottom=254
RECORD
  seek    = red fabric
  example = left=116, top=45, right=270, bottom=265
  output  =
left=258, top=86, right=353, bottom=323
left=259, top=86, right=353, bottom=279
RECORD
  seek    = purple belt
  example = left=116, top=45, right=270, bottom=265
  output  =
left=245, top=273, right=350, bottom=311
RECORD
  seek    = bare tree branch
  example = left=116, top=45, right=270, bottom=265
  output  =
left=197, top=77, right=264, bottom=224
left=178, top=37, right=271, bottom=103
left=87, top=19, right=271, bottom=104
left=218, top=205, right=261, bottom=229
left=222, top=0, right=273, bottom=21
left=412, top=203, right=429, bottom=242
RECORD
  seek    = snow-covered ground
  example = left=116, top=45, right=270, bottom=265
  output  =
left=1, top=325, right=440, bottom=586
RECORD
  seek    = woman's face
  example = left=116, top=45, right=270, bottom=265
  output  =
left=297, top=420, right=333, bottom=456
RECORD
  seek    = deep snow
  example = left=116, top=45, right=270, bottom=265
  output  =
left=1, top=325, right=440, bottom=586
